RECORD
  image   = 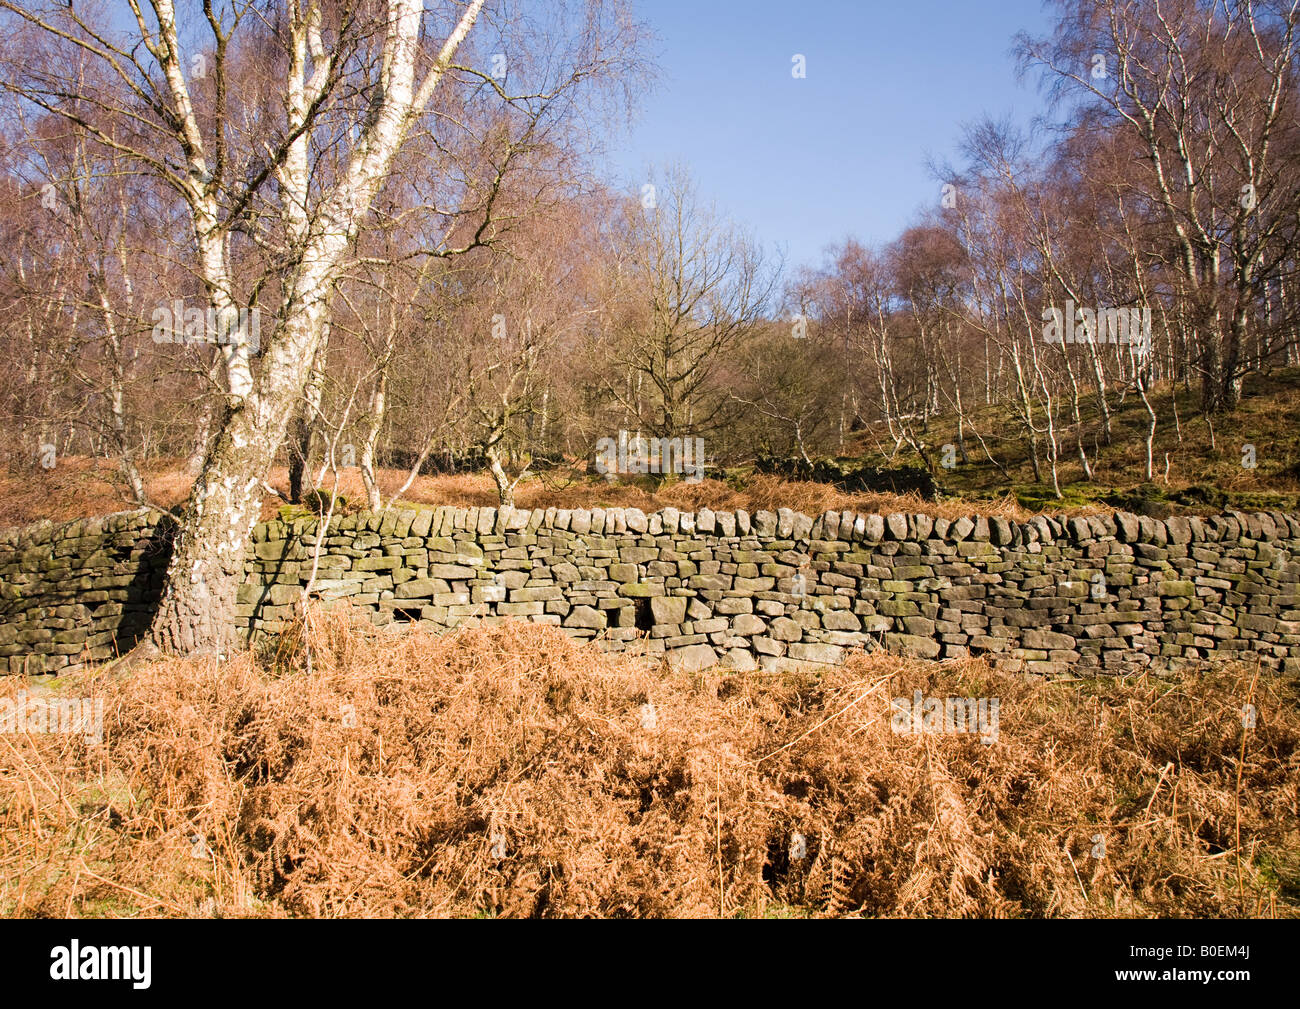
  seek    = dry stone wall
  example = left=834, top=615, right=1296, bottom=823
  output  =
left=0, top=512, right=172, bottom=674
left=4, top=504, right=1300, bottom=676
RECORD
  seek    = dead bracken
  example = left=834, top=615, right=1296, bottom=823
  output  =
left=1, top=613, right=1296, bottom=918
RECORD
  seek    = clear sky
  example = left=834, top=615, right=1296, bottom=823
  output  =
left=603, top=0, right=1056, bottom=273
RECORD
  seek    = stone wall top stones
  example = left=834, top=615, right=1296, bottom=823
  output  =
left=4, top=504, right=1300, bottom=677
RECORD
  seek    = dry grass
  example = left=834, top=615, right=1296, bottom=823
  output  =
left=1, top=613, right=1296, bottom=918
left=0, top=458, right=1057, bottom=530
left=0, top=457, right=200, bottom=528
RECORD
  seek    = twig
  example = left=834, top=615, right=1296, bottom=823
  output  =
left=76, top=866, right=188, bottom=916
left=1143, top=761, right=1175, bottom=820
left=1235, top=669, right=1259, bottom=901
left=715, top=759, right=724, bottom=918
left=750, top=676, right=891, bottom=765
left=1065, top=845, right=1089, bottom=903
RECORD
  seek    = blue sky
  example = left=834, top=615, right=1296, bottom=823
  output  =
left=603, top=0, right=1056, bottom=273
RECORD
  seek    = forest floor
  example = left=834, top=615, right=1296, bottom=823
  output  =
left=0, top=458, right=1044, bottom=529
left=3, top=370, right=1300, bottom=530
left=868, top=366, right=1300, bottom=514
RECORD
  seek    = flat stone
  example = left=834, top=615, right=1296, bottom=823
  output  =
left=651, top=596, right=688, bottom=624
left=885, top=633, right=942, bottom=659
left=721, top=648, right=758, bottom=671
left=770, top=616, right=802, bottom=642
left=564, top=605, right=606, bottom=629
left=667, top=643, right=718, bottom=672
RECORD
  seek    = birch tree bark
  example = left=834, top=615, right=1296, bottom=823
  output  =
left=149, top=0, right=488, bottom=655
left=0, top=0, right=489, bottom=654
